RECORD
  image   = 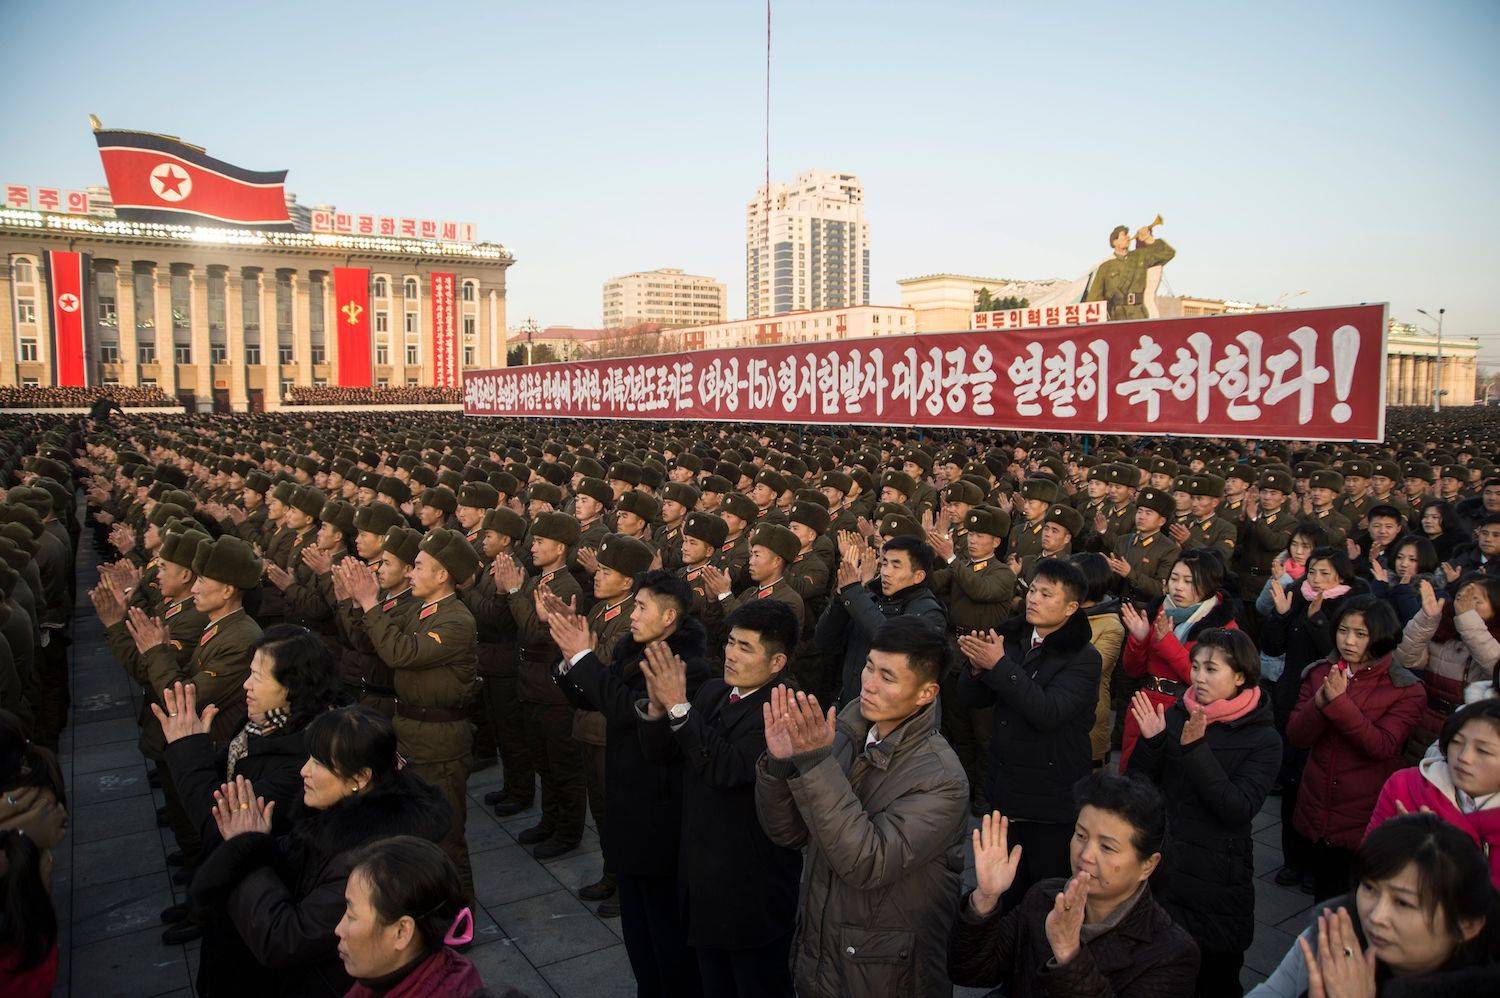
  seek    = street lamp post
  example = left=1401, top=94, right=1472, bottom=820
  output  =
left=1419, top=307, right=1446, bottom=412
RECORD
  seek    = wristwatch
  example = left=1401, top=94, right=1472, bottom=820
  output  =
left=668, top=702, right=691, bottom=721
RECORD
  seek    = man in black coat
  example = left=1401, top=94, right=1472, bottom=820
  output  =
left=957, top=557, right=1101, bottom=910
left=549, top=569, right=712, bottom=998
left=818, top=534, right=948, bottom=707
left=637, top=598, right=803, bottom=997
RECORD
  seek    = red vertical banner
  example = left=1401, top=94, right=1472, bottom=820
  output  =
left=332, top=267, right=372, bottom=387
left=44, top=250, right=89, bottom=386
left=430, top=272, right=457, bottom=387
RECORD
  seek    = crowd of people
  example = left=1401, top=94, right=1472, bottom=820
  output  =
left=282, top=386, right=463, bottom=406
left=0, top=385, right=174, bottom=409
left=1, top=405, right=1499, bottom=996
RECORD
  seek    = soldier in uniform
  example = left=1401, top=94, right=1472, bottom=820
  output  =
left=677, top=510, right=727, bottom=629
left=1238, top=470, right=1297, bottom=606
left=1148, top=457, right=1180, bottom=493
left=749, top=468, right=790, bottom=526
left=716, top=493, right=756, bottom=590
left=258, top=482, right=298, bottom=625
left=1084, top=222, right=1176, bottom=320
left=1220, top=467, right=1254, bottom=525
left=497, top=510, right=588, bottom=858
left=1369, top=460, right=1411, bottom=520
left=784, top=500, right=833, bottom=693
left=565, top=532, right=652, bottom=918
left=333, top=508, right=408, bottom=707
left=1302, top=469, right=1353, bottom=547
left=455, top=481, right=499, bottom=559
left=902, top=448, right=940, bottom=521
left=1092, top=463, right=1138, bottom=543
left=347, top=526, right=480, bottom=901
left=927, top=504, right=1016, bottom=812
left=1011, top=503, right=1082, bottom=587
left=456, top=506, right=529, bottom=810
left=1170, top=474, right=1238, bottom=562
left=702, top=523, right=806, bottom=640
left=611, top=491, right=659, bottom=549
left=820, top=471, right=861, bottom=538
left=1107, top=487, right=1181, bottom=603
left=654, top=482, right=698, bottom=572
left=1334, top=459, right=1377, bottom=528
left=1008, top=477, right=1056, bottom=563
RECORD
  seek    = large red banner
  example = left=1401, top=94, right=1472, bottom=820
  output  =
left=333, top=267, right=372, bottom=387
left=430, top=272, right=458, bottom=388
left=464, top=304, right=1389, bottom=442
left=43, top=250, right=89, bottom=387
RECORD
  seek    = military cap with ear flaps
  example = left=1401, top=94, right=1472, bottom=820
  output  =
left=418, top=527, right=480, bottom=585
left=191, top=535, right=263, bottom=590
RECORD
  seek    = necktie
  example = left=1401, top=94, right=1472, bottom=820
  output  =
left=728, top=692, right=741, bottom=703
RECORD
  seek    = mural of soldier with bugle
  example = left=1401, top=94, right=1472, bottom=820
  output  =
left=1085, top=216, right=1175, bottom=320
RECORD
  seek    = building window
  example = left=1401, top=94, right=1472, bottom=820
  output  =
left=406, top=376, right=419, bottom=386
left=278, top=344, right=294, bottom=364
left=241, top=270, right=260, bottom=347
left=276, top=273, right=293, bottom=337
left=245, top=343, right=260, bottom=365
left=99, top=342, right=120, bottom=364
left=174, top=344, right=192, bottom=364
left=210, top=344, right=227, bottom=364
left=403, top=276, right=418, bottom=300
left=464, top=345, right=476, bottom=367
left=404, top=310, right=418, bottom=335
left=18, top=339, right=38, bottom=362
left=20, top=377, right=38, bottom=387
left=405, top=342, right=419, bottom=366
left=376, top=342, right=390, bottom=365
left=463, top=316, right=476, bottom=337
left=101, top=375, right=119, bottom=386
left=374, top=276, right=389, bottom=299
left=376, top=376, right=389, bottom=387
left=375, top=311, right=389, bottom=333
left=134, top=268, right=155, bottom=331
left=15, top=300, right=35, bottom=325
left=13, top=259, right=34, bottom=284
left=139, top=342, right=156, bottom=364
left=140, top=376, right=157, bottom=387
left=280, top=378, right=293, bottom=397
left=171, top=270, right=191, bottom=330
left=313, top=377, right=327, bottom=387
left=311, top=344, right=325, bottom=364
left=462, top=280, right=476, bottom=302
left=96, top=268, right=118, bottom=327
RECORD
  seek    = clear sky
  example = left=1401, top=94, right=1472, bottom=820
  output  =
left=4, top=1, right=1498, bottom=355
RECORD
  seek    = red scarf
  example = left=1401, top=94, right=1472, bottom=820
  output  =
left=1183, top=685, right=1261, bottom=726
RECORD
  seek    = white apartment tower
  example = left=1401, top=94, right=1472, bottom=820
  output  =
left=602, top=268, right=726, bottom=329
left=746, top=170, right=869, bottom=318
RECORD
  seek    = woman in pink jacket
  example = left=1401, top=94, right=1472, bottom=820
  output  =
left=1366, top=698, right=1500, bottom=888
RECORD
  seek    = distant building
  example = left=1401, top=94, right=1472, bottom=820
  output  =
left=746, top=171, right=869, bottom=318
left=897, top=274, right=1073, bottom=332
left=661, top=304, right=913, bottom=352
left=1386, top=319, right=1479, bottom=406
left=504, top=325, right=609, bottom=362
left=602, top=268, right=725, bottom=329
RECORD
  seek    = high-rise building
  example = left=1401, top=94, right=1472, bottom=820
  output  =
left=746, top=170, right=868, bottom=318
left=602, top=268, right=725, bottom=329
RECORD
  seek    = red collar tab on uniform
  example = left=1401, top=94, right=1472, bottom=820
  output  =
left=164, top=601, right=183, bottom=619
left=419, top=603, right=439, bottom=620
left=972, top=560, right=988, bottom=572
left=201, top=623, right=219, bottom=644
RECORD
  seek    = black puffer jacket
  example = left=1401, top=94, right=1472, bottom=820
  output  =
left=818, top=579, right=948, bottom=707
left=189, top=769, right=451, bottom=997
left=1127, top=691, right=1282, bottom=954
left=166, top=725, right=309, bottom=846
left=1260, top=579, right=1367, bottom=728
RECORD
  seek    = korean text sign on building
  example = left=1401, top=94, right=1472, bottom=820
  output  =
left=464, top=305, right=1388, bottom=442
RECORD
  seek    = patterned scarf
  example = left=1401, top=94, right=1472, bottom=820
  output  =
left=227, top=706, right=289, bottom=779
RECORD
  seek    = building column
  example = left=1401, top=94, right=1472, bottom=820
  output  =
left=154, top=268, right=177, bottom=394
left=0, top=266, right=15, bottom=387
left=323, top=274, right=338, bottom=381
left=1385, top=355, right=1400, bottom=406
left=261, top=272, right=279, bottom=406
left=115, top=263, right=139, bottom=386
left=190, top=267, right=210, bottom=409
left=485, top=289, right=500, bottom=367
left=1400, top=355, right=1414, bottom=405
left=292, top=271, right=312, bottom=386
left=225, top=273, right=247, bottom=410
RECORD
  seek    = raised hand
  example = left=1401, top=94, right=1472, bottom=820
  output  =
left=1043, top=873, right=1091, bottom=965
left=858, top=546, right=878, bottom=585
left=1130, top=690, right=1167, bottom=740
left=301, top=545, right=334, bottom=577
left=1120, top=602, right=1151, bottom=641
left=576, top=547, right=600, bottom=574
left=763, top=685, right=797, bottom=760
left=1169, top=522, right=1191, bottom=545
left=1441, top=562, right=1461, bottom=584
left=340, top=559, right=380, bottom=610
left=1298, top=907, right=1377, bottom=998
left=1419, top=579, right=1443, bottom=618
left=1181, top=706, right=1208, bottom=745
left=836, top=546, right=862, bottom=590
left=263, top=562, right=293, bottom=591
left=970, top=811, right=1024, bottom=916
left=925, top=525, right=954, bottom=562
left=957, top=629, right=1005, bottom=671
left=639, top=639, right=688, bottom=717
left=212, top=775, right=275, bottom=840
left=856, top=516, right=877, bottom=540
left=1105, top=553, right=1132, bottom=579
left=1323, top=664, right=1350, bottom=701
left=1270, top=579, right=1293, bottom=615
left=493, top=554, right=525, bottom=593
left=89, top=584, right=125, bottom=627
left=701, top=564, right=731, bottom=598
left=149, top=681, right=220, bottom=743
left=1307, top=592, right=1325, bottom=619
left=548, top=606, right=595, bottom=661
left=784, top=690, right=836, bottom=755
left=125, top=606, right=169, bottom=654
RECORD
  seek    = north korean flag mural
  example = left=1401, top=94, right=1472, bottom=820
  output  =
left=43, top=251, right=91, bottom=387
left=93, top=128, right=294, bottom=230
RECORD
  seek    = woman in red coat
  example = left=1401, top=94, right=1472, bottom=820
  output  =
left=1288, top=595, right=1425, bottom=901
left=1119, top=550, right=1239, bottom=768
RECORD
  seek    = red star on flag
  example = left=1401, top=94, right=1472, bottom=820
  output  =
left=152, top=165, right=188, bottom=197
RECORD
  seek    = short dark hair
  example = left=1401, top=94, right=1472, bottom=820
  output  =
left=725, top=599, right=798, bottom=662
left=348, top=835, right=465, bottom=952
left=881, top=534, right=934, bottom=577
left=1367, top=504, right=1404, bottom=526
left=1438, top=698, right=1500, bottom=756
left=1032, top=557, right=1087, bottom=605
left=1334, top=594, right=1402, bottom=658
left=1072, top=771, right=1167, bottom=858
left=255, top=624, right=348, bottom=732
left=1481, top=512, right=1500, bottom=530
left=1289, top=524, right=1328, bottom=551
left=634, top=568, right=693, bottom=618
left=1173, top=549, right=1226, bottom=602
left=1307, top=545, right=1356, bottom=586
left=1069, top=551, right=1112, bottom=603
left=1191, top=627, right=1261, bottom=687
left=305, top=705, right=400, bottom=785
left=867, top=616, right=949, bottom=686
left=1354, top=814, right=1497, bottom=956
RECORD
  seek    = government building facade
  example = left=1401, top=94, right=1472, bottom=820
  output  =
left=0, top=205, right=513, bottom=411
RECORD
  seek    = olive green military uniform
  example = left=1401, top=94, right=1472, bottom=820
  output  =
left=574, top=593, right=634, bottom=878
left=362, top=591, right=479, bottom=900
left=1112, top=530, right=1181, bottom=602
left=1239, top=509, right=1296, bottom=601
left=785, top=551, right=832, bottom=690
left=1085, top=238, right=1176, bottom=320
left=508, top=568, right=587, bottom=847
left=1302, top=507, right=1352, bottom=548
left=461, top=559, right=532, bottom=808
left=1182, top=515, right=1237, bottom=562
left=714, top=533, right=752, bottom=592
left=335, top=581, right=414, bottom=715
left=706, top=575, right=806, bottom=638
left=1009, top=518, right=1045, bottom=563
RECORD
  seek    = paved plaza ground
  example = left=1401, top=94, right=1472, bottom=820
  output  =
left=52, top=543, right=1302, bottom=996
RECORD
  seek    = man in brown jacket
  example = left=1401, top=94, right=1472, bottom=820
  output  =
left=755, top=615, right=969, bottom=997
